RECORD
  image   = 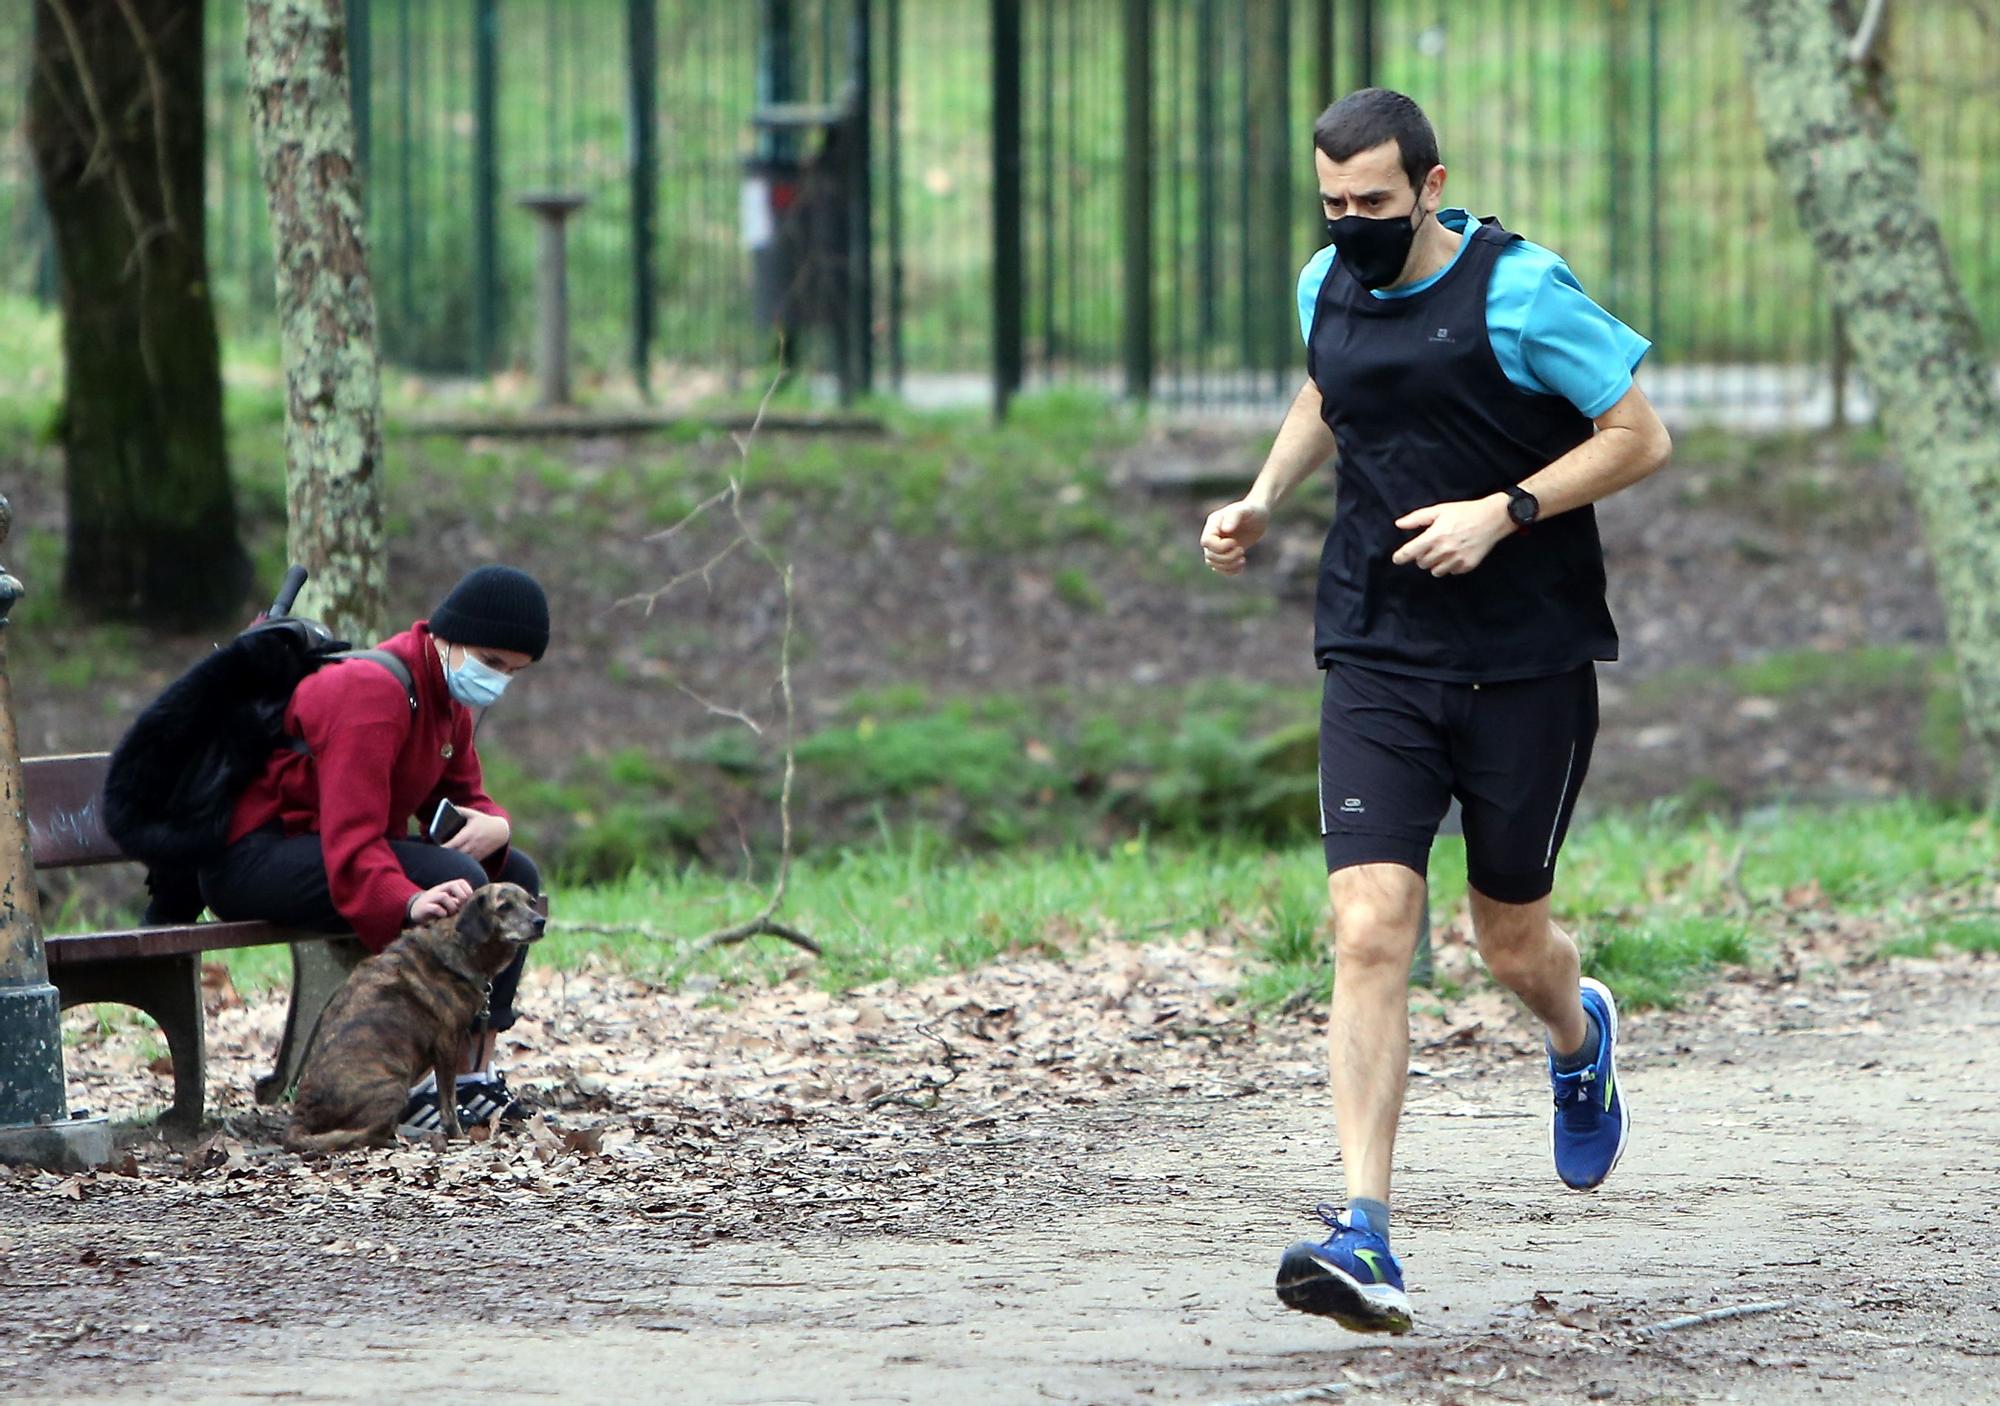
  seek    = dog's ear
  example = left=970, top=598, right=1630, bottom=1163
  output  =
left=454, top=887, right=499, bottom=946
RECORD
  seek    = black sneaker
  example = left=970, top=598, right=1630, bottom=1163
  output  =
left=397, top=1078, right=448, bottom=1138
left=396, top=1073, right=531, bottom=1138
left=453, top=1072, right=531, bottom=1130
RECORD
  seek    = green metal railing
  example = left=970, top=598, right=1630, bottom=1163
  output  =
left=1, top=1, right=1995, bottom=413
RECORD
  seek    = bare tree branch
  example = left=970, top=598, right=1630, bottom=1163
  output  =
left=673, top=681, right=765, bottom=735
left=611, top=363, right=814, bottom=966
left=109, top=0, right=181, bottom=238
left=614, top=530, right=746, bottom=615
left=867, top=1026, right=963, bottom=1111
left=547, top=917, right=820, bottom=959
left=1848, top=0, right=1889, bottom=63
left=642, top=482, right=735, bottom=546
left=43, top=0, right=170, bottom=383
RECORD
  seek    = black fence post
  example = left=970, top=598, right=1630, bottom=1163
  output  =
left=1646, top=0, right=1663, bottom=345
left=884, top=0, right=904, bottom=390
left=1122, top=0, right=1153, bottom=403
left=1262, top=1, right=1291, bottom=397
left=846, top=0, right=874, bottom=400
left=1195, top=0, right=1218, bottom=346
left=1606, top=0, right=1632, bottom=314
left=1314, top=0, right=1335, bottom=106
left=758, top=0, right=797, bottom=161
left=992, top=0, right=1024, bottom=418
left=349, top=0, right=372, bottom=187
left=626, top=0, right=658, bottom=397
left=1357, top=0, right=1376, bottom=89
left=472, top=0, right=500, bottom=374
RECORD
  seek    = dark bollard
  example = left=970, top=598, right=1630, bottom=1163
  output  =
left=0, top=496, right=111, bottom=1170
left=516, top=191, right=590, bottom=407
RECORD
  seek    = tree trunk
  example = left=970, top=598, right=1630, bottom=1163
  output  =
left=1737, top=0, right=2000, bottom=808
left=26, top=0, right=252, bottom=628
left=244, top=0, right=387, bottom=644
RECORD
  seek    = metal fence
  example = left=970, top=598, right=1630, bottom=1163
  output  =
left=2, top=1, right=1997, bottom=423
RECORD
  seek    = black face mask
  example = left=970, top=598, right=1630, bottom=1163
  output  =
left=1324, top=199, right=1430, bottom=291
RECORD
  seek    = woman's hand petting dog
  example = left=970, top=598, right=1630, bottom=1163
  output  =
left=408, top=878, right=475, bottom=925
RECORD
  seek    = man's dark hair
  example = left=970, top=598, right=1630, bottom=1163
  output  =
left=1313, top=88, right=1440, bottom=194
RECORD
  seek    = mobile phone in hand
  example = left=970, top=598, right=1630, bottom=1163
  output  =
left=429, top=799, right=468, bottom=844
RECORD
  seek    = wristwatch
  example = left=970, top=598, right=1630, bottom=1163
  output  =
left=1503, top=484, right=1540, bottom=531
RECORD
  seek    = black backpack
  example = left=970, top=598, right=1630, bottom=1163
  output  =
left=102, top=567, right=417, bottom=870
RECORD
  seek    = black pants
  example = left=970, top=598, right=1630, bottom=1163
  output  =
left=199, top=827, right=541, bottom=1032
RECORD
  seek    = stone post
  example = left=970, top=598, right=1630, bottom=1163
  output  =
left=0, top=496, right=111, bottom=1169
left=516, top=192, right=590, bottom=407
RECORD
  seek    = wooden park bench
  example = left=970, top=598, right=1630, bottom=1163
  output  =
left=27, top=751, right=374, bottom=1129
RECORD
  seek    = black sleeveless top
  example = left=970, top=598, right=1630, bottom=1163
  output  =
left=1306, top=217, right=1619, bottom=682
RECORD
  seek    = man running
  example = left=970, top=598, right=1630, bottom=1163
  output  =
left=1200, top=88, right=1671, bottom=1334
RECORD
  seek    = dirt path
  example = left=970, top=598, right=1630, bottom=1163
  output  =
left=11, top=944, right=2000, bottom=1405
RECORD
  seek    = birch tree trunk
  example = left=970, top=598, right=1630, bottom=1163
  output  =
left=26, top=0, right=251, bottom=627
left=1738, top=0, right=2000, bottom=807
left=244, top=0, right=386, bottom=643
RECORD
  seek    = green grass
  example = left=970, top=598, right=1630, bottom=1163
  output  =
left=213, top=800, right=1997, bottom=1014
left=1881, top=917, right=2000, bottom=960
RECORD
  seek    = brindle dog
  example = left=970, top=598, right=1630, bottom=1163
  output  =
left=285, top=882, right=545, bottom=1153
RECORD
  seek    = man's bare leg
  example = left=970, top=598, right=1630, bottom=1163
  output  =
left=1275, top=861, right=1426, bottom=1332
left=1466, top=889, right=1587, bottom=1055
left=1327, top=862, right=1428, bottom=1204
left=1468, top=886, right=1629, bottom=1190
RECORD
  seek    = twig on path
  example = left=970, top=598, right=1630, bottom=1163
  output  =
left=1631, top=1298, right=1796, bottom=1339
left=1202, top=1373, right=1411, bottom=1406
left=867, top=1025, right=963, bottom=1111
left=674, top=916, right=822, bottom=963
left=545, top=917, right=821, bottom=960
left=1721, top=842, right=1752, bottom=914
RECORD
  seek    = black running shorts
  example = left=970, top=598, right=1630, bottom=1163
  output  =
left=1317, top=660, right=1597, bottom=904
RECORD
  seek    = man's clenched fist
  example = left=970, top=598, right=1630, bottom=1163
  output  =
left=1201, top=500, right=1271, bottom=576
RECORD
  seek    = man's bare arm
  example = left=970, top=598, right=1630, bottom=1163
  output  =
left=1201, top=379, right=1336, bottom=575
left=1391, top=382, right=1672, bottom=577
left=1515, top=382, right=1672, bottom=517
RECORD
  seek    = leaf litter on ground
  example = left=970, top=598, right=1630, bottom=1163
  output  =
left=34, top=899, right=1990, bottom=1239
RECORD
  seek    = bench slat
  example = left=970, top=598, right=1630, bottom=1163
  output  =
left=45, top=895, right=544, bottom=965
left=23, top=752, right=122, bottom=868
left=45, top=920, right=315, bottom=966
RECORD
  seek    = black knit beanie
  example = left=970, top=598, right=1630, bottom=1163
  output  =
left=429, top=565, right=550, bottom=661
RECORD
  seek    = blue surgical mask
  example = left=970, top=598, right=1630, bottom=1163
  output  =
left=442, top=647, right=511, bottom=708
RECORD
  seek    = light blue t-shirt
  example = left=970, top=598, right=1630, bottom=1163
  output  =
left=1297, top=209, right=1650, bottom=419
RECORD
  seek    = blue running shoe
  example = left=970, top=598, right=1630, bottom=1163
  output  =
left=1550, top=977, right=1630, bottom=1190
left=1275, top=1205, right=1412, bottom=1334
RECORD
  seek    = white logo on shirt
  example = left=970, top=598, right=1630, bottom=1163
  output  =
left=1341, top=797, right=1365, bottom=814
left=1428, top=326, right=1456, bottom=344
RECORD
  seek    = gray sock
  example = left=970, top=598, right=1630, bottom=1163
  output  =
left=1551, top=1008, right=1602, bottom=1073
left=1347, top=1197, right=1391, bottom=1244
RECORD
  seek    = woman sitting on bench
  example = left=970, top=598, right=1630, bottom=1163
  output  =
left=199, top=565, right=549, bottom=1135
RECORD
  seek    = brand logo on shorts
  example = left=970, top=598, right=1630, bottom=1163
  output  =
left=1341, top=797, right=1365, bottom=814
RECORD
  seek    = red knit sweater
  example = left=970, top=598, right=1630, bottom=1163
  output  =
left=226, top=622, right=511, bottom=951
